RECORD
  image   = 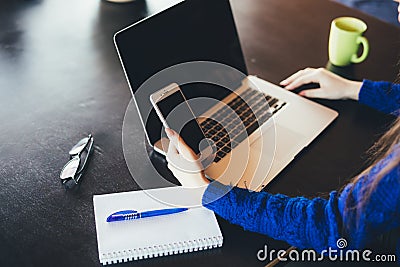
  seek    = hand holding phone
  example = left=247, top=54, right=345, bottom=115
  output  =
left=150, top=83, right=209, bottom=155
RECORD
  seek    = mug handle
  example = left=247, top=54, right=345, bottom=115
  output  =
left=351, top=36, right=369, bottom=64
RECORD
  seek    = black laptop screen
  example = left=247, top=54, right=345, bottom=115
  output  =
left=115, top=0, right=248, bottom=145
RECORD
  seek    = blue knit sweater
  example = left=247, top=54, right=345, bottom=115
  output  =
left=202, top=79, right=400, bottom=253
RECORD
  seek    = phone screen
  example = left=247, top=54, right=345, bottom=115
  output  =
left=157, top=91, right=205, bottom=154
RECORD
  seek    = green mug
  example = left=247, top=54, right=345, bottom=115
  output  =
left=328, top=17, right=369, bottom=66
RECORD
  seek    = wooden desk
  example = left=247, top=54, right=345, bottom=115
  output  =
left=0, top=0, right=398, bottom=266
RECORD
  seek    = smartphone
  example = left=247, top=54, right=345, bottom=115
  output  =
left=150, top=83, right=207, bottom=155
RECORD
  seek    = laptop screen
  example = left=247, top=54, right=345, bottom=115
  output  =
left=115, top=0, right=247, bottom=145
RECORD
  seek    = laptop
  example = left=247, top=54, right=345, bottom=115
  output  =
left=114, top=0, right=338, bottom=191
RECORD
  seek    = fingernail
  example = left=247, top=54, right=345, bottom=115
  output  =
left=299, top=91, right=305, bottom=96
left=280, top=80, right=287, bottom=85
left=165, top=128, right=174, bottom=137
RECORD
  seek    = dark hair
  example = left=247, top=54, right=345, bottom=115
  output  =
left=344, top=116, right=400, bottom=228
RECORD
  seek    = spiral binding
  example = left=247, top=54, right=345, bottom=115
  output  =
left=100, top=235, right=223, bottom=265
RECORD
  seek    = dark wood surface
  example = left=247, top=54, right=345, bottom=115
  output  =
left=0, top=0, right=398, bottom=266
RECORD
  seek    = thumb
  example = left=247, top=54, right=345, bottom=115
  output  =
left=165, top=128, right=197, bottom=160
left=176, top=134, right=198, bottom=160
left=166, top=135, right=179, bottom=164
left=165, top=128, right=177, bottom=142
left=167, top=136, right=179, bottom=156
left=299, top=89, right=326, bottom=99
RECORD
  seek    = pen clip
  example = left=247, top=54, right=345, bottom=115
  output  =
left=111, top=210, right=137, bottom=216
left=107, top=210, right=137, bottom=222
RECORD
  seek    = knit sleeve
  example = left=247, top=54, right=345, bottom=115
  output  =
left=202, top=182, right=342, bottom=252
left=359, top=80, right=400, bottom=116
left=337, top=146, right=400, bottom=250
left=202, top=146, right=400, bottom=253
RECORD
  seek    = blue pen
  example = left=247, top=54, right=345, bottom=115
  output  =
left=106, top=208, right=188, bottom=222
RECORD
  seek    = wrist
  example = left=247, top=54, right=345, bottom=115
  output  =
left=346, top=81, right=362, bottom=100
left=190, top=171, right=209, bottom=186
left=170, top=166, right=209, bottom=187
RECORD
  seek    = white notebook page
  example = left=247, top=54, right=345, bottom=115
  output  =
left=93, top=186, right=223, bottom=265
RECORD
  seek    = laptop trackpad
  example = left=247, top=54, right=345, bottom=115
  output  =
left=235, top=124, right=305, bottom=190
left=272, top=124, right=306, bottom=163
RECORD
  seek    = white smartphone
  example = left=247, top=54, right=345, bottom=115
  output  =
left=150, top=83, right=208, bottom=155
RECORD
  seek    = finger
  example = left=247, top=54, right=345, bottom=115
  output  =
left=167, top=137, right=178, bottom=155
left=166, top=128, right=198, bottom=160
left=280, top=68, right=315, bottom=88
left=165, top=128, right=178, bottom=143
left=166, top=137, right=179, bottom=163
left=299, top=88, right=328, bottom=99
left=284, top=71, right=322, bottom=90
left=176, top=134, right=198, bottom=160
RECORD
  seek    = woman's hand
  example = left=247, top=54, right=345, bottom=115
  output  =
left=165, top=128, right=210, bottom=187
left=280, top=67, right=362, bottom=100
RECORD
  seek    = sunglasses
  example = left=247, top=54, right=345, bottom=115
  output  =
left=60, top=134, right=94, bottom=189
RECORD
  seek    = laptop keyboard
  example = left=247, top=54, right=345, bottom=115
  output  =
left=199, top=88, right=286, bottom=163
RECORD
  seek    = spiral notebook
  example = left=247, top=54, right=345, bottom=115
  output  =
left=93, top=187, right=223, bottom=265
